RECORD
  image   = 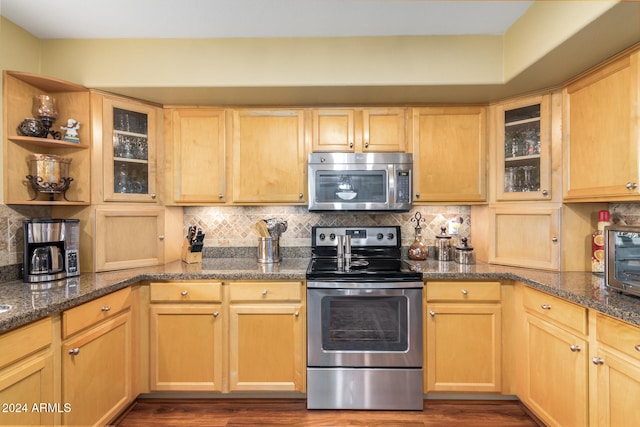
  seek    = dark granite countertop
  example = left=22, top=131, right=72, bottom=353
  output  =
left=0, top=257, right=639, bottom=334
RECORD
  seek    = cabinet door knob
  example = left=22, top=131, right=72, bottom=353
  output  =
left=551, top=237, right=558, bottom=243
left=415, top=193, right=420, bottom=199
left=626, top=182, right=638, bottom=191
left=101, top=305, right=111, bottom=312
left=365, top=141, right=369, bottom=148
left=295, top=311, right=300, bottom=317
left=299, top=193, right=304, bottom=199
left=349, top=141, right=354, bottom=148
left=592, top=357, right=605, bottom=365
left=461, top=289, right=468, bottom=295
left=159, top=235, right=165, bottom=241
left=262, top=289, right=268, bottom=296
left=68, top=348, right=80, bottom=355
left=181, top=290, right=188, bottom=296
left=213, top=311, right=219, bottom=317
left=541, top=304, right=551, bottom=310
left=151, top=193, right=157, bottom=199
left=570, top=345, right=581, bottom=352
left=541, top=189, right=549, bottom=197
left=635, top=344, right=640, bottom=352
left=429, top=310, right=435, bottom=317
left=218, top=194, right=224, bottom=199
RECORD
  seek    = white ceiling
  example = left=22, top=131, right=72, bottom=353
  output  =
left=0, top=0, right=533, bottom=39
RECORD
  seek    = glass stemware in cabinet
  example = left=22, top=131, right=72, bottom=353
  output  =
left=503, top=104, right=541, bottom=194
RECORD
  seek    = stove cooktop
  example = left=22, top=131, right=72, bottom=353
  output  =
left=306, top=256, right=422, bottom=281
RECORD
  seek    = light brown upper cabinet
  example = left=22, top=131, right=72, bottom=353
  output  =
left=564, top=49, right=640, bottom=201
left=94, top=93, right=160, bottom=203
left=411, top=106, right=487, bottom=203
left=231, top=109, right=308, bottom=203
left=493, top=94, right=554, bottom=202
left=311, top=108, right=407, bottom=152
left=165, top=108, right=227, bottom=205
left=3, top=71, right=91, bottom=205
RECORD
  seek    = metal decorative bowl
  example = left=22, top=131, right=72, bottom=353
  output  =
left=17, top=118, right=47, bottom=138
left=26, top=154, right=73, bottom=201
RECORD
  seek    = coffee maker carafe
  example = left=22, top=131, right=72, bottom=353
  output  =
left=23, top=218, right=80, bottom=283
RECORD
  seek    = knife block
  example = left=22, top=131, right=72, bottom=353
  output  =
left=181, top=238, right=202, bottom=264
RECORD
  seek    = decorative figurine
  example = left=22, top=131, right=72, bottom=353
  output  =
left=408, top=211, right=428, bottom=261
left=61, top=119, right=80, bottom=143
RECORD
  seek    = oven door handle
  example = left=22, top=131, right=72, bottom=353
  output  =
left=309, top=288, right=419, bottom=297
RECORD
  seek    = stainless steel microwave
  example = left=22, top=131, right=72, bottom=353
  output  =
left=605, top=225, right=640, bottom=297
left=308, top=152, right=413, bottom=212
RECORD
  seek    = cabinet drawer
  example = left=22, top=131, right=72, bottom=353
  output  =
left=522, top=286, right=587, bottom=335
left=426, top=281, right=501, bottom=302
left=150, top=282, right=222, bottom=302
left=0, top=317, right=51, bottom=369
left=597, top=312, right=640, bottom=362
left=63, top=287, right=131, bottom=338
left=229, top=281, right=303, bottom=302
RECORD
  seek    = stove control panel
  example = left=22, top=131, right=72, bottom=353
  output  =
left=312, top=226, right=400, bottom=248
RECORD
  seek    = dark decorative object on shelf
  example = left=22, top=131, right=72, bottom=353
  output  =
left=32, top=95, right=62, bottom=140
left=17, top=118, right=47, bottom=138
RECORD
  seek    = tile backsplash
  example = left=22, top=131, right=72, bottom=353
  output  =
left=0, top=202, right=639, bottom=273
left=183, top=205, right=472, bottom=249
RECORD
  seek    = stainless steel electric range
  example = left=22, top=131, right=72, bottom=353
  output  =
left=306, top=226, right=424, bottom=410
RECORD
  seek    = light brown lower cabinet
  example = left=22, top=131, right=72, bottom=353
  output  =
left=61, top=288, right=134, bottom=426
left=591, top=312, right=640, bottom=427
left=147, top=280, right=306, bottom=394
left=0, top=318, right=55, bottom=426
left=518, top=284, right=589, bottom=427
left=425, top=281, right=502, bottom=393
left=228, top=281, right=305, bottom=392
left=149, top=282, right=224, bottom=391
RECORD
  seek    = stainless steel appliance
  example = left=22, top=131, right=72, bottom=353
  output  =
left=23, top=218, right=80, bottom=283
left=308, top=152, right=413, bottom=212
left=605, top=225, right=640, bottom=297
left=306, top=226, right=424, bottom=410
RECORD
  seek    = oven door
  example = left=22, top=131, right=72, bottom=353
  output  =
left=307, top=288, right=422, bottom=368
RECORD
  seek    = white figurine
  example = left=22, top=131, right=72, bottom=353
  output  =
left=61, top=119, right=80, bottom=142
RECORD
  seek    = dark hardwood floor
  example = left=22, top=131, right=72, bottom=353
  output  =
left=112, top=398, right=543, bottom=427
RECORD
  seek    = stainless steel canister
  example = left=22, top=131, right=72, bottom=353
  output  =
left=435, top=226, right=452, bottom=261
left=257, top=237, right=281, bottom=263
left=454, top=237, right=475, bottom=265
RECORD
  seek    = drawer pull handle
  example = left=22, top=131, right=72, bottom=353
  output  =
left=213, top=311, right=219, bottom=318
left=635, top=345, right=640, bottom=352
left=429, top=310, right=435, bottom=317
left=592, top=357, right=605, bottom=365
left=262, top=289, right=268, bottom=296
left=101, top=306, right=111, bottom=312
left=68, top=348, right=80, bottom=355
left=570, top=345, right=581, bottom=352
left=181, top=291, right=188, bottom=296
left=461, top=289, right=468, bottom=295
left=540, top=304, right=551, bottom=310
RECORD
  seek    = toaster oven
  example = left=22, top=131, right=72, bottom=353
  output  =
left=605, top=225, right=640, bottom=297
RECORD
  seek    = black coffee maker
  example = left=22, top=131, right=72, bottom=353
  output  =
left=23, top=218, right=80, bottom=283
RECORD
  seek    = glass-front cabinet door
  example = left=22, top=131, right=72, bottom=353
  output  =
left=102, top=96, right=157, bottom=202
left=495, top=95, right=551, bottom=201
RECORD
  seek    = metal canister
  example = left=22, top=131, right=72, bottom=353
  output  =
left=454, top=237, right=475, bottom=265
left=257, top=237, right=280, bottom=263
left=435, top=226, right=452, bottom=261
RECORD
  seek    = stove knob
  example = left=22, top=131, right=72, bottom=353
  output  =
left=329, top=233, right=336, bottom=241
left=377, top=233, right=384, bottom=240
left=387, top=233, right=394, bottom=240
left=319, top=233, right=326, bottom=241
